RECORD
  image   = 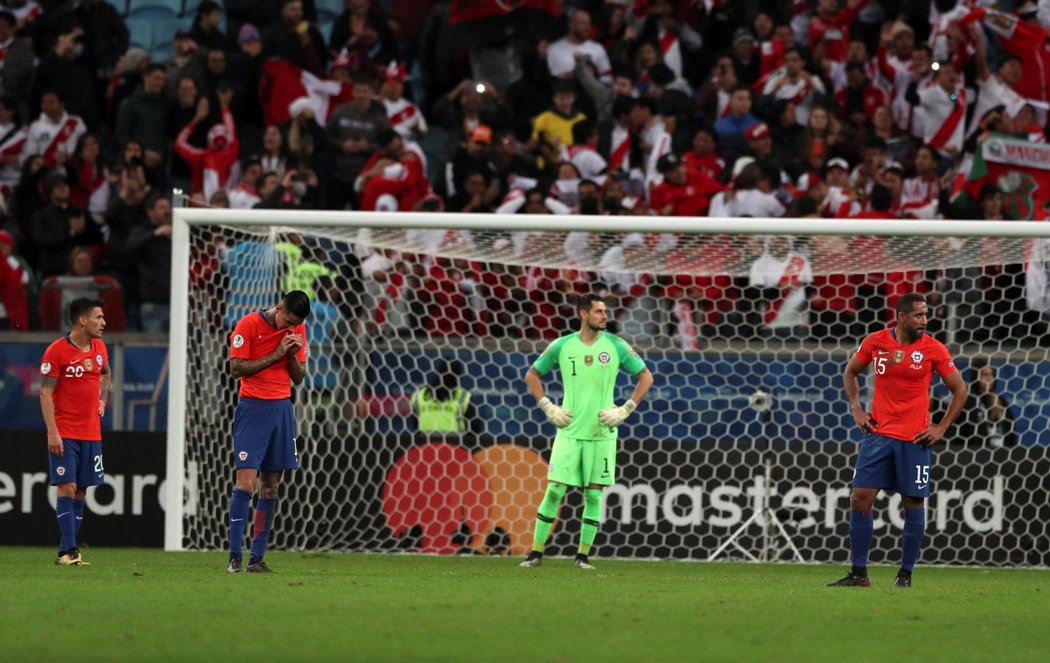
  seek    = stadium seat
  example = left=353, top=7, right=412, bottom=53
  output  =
left=150, top=45, right=172, bottom=61
left=315, top=0, right=344, bottom=19
left=223, top=240, right=279, bottom=329
left=127, top=0, right=182, bottom=23
left=318, top=20, right=334, bottom=43
left=153, top=21, right=178, bottom=50
left=38, top=276, right=128, bottom=332
left=125, top=18, right=153, bottom=50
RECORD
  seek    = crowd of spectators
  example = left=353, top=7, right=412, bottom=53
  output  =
left=0, top=0, right=1047, bottom=346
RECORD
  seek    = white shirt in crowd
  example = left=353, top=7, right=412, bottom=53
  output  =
left=22, top=111, right=86, bottom=164
left=920, top=84, right=966, bottom=155
left=546, top=38, right=612, bottom=84
left=709, top=189, right=786, bottom=218
left=748, top=246, right=813, bottom=329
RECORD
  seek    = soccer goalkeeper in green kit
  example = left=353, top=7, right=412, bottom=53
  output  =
left=520, top=293, right=654, bottom=570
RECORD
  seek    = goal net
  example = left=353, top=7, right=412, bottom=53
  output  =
left=168, top=210, right=1050, bottom=567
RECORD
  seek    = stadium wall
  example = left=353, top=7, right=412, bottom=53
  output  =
left=4, top=429, right=1046, bottom=566
left=0, top=431, right=167, bottom=547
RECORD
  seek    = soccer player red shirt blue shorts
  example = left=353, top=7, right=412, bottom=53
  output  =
left=230, top=311, right=308, bottom=471
left=851, top=327, right=957, bottom=498
left=41, top=335, right=109, bottom=486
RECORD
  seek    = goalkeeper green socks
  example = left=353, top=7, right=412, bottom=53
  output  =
left=579, top=489, right=602, bottom=556
left=531, top=482, right=567, bottom=553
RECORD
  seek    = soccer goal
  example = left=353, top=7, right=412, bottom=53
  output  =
left=167, top=209, right=1050, bottom=567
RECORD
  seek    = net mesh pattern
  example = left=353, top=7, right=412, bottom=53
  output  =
left=178, top=220, right=1050, bottom=567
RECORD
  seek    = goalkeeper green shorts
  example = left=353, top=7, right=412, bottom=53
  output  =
left=547, top=437, right=616, bottom=487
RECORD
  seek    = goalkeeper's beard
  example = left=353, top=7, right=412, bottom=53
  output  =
left=586, top=322, right=606, bottom=332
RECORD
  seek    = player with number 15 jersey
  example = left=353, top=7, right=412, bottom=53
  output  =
left=829, top=293, right=967, bottom=589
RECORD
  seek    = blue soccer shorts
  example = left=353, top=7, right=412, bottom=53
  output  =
left=48, top=439, right=105, bottom=487
left=232, top=398, right=300, bottom=472
left=852, top=433, right=933, bottom=498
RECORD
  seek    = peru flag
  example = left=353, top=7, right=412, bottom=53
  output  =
left=259, top=60, right=346, bottom=127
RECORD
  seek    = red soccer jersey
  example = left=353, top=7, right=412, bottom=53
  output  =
left=230, top=311, right=308, bottom=400
left=40, top=335, right=108, bottom=440
left=854, top=327, right=957, bottom=442
left=650, top=170, right=725, bottom=217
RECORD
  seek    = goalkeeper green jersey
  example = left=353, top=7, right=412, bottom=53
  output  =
left=532, top=331, right=647, bottom=442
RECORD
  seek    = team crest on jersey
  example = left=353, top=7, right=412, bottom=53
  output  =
left=238, top=451, right=248, bottom=461
left=599, top=352, right=611, bottom=363
left=56, top=466, right=65, bottom=476
left=911, top=351, right=925, bottom=363
left=585, top=355, right=593, bottom=366
left=40, top=362, right=52, bottom=374
left=85, top=358, right=93, bottom=371
left=96, top=354, right=103, bottom=367
left=233, top=334, right=245, bottom=348
left=893, top=350, right=904, bottom=363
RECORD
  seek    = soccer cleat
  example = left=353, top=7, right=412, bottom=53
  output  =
left=246, top=561, right=273, bottom=573
left=826, top=572, right=870, bottom=587
left=519, top=551, right=543, bottom=568
left=574, top=554, right=596, bottom=570
left=894, top=572, right=912, bottom=588
left=227, top=557, right=242, bottom=573
left=54, top=548, right=90, bottom=566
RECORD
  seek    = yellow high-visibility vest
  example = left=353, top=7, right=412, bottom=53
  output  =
left=411, top=387, right=471, bottom=433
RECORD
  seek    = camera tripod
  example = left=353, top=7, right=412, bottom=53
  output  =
left=708, top=396, right=806, bottom=563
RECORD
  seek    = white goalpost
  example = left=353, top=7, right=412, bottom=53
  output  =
left=166, top=209, right=1050, bottom=567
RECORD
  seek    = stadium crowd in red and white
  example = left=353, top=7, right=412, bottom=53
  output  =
left=0, top=0, right=1047, bottom=340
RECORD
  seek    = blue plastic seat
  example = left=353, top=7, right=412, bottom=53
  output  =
left=128, top=0, right=183, bottom=20
left=315, top=0, right=344, bottom=18
left=224, top=241, right=280, bottom=329
left=125, top=18, right=153, bottom=50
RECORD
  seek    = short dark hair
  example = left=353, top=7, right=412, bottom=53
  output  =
left=695, top=125, right=715, bottom=139
left=916, top=144, right=938, bottom=161
left=758, top=161, right=782, bottom=187
left=198, top=0, right=222, bottom=15
left=145, top=191, right=168, bottom=211
left=896, top=293, right=926, bottom=315
left=282, top=290, right=311, bottom=319
left=977, top=183, right=1002, bottom=204
left=351, top=71, right=376, bottom=88
left=647, top=63, right=675, bottom=86
left=611, top=95, right=637, bottom=120
left=869, top=183, right=893, bottom=211
left=0, top=10, right=15, bottom=27
left=69, top=297, right=103, bottom=325
left=144, top=63, right=167, bottom=77
left=635, top=96, right=657, bottom=114
left=552, top=79, right=576, bottom=95
left=577, top=293, right=605, bottom=313
left=571, top=120, right=596, bottom=145
left=999, top=55, right=1021, bottom=69
left=377, top=128, right=401, bottom=148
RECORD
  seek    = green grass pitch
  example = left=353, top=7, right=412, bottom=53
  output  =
left=1, top=547, right=1047, bottom=663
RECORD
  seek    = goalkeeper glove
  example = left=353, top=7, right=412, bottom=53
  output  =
left=537, top=397, right=573, bottom=428
left=599, top=399, right=638, bottom=427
